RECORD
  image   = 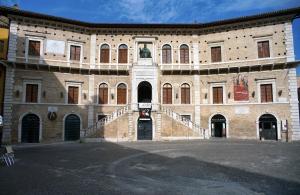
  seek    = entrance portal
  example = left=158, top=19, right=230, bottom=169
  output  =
left=137, top=118, right=152, bottom=140
left=21, top=114, right=40, bottom=143
left=259, top=114, right=277, bottom=140
left=211, top=114, right=226, bottom=137
left=138, top=81, right=152, bottom=103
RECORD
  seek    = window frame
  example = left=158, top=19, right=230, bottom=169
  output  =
left=98, top=82, right=109, bottom=104
left=99, top=43, right=111, bottom=64
left=25, top=36, right=44, bottom=62
left=117, top=44, right=129, bottom=64
left=179, top=44, right=190, bottom=64
left=162, top=83, right=173, bottom=104
left=161, top=44, right=173, bottom=64
left=22, top=80, right=41, bottom=103
left=180, top=83, right=191, bottom=104
left=210, top=82, right=226, bottom=104
left=208, top=41, right=224, bottom=64
left=67, top=41, right=83, bottom=64
left=253, top=35, right=273, bottom=59
left=256, top=79, right=276, bottom=103
left=116, top=82, right=128, bottom=105
left=65, top=82, right=82, bottom=104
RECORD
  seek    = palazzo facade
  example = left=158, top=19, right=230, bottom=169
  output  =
left=0, top=6, right=300, bottom=144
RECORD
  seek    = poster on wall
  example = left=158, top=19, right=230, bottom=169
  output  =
left=233, top=74, right=249, bottom=101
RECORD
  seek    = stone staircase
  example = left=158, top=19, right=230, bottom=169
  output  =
left=161, top=106, right=206, bottom=139
left=81, top=105, right=129, bottom=138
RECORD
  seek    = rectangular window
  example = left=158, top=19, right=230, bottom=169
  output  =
left=163, top=86, right=172, bottom=104
left=260, top=84, right=273, bottom=103
left=0, top=40, right=4, bottom=53
left=68, top=86, right=79, bottom=104
left=70, top=45, right=81, bottom=61
left=213, top=86, right=223, bottom=104
left=257, top=41, right=270, bottom=58
left=211, top=46, right=222, bottom=62
left=98, top=115, right=107, bottom=121
left=28, top=40, right=41, bottom=56
left=181, top=115, right=191, bottom=121
left=25, top=84, right=38, bottom=103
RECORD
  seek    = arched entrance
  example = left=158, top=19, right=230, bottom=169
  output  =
left=138, top=81, right=152, bottom=103
left=21, top=114, right=40, bottom=143
left=64, top=114, right=81, bottom=141
left=137, top=118, right=153, bottom=140
left=211, top=114, right=226, bottom=137
left=259, top=114, right=277, bottom=140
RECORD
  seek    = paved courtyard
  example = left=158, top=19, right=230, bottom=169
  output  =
left=1, top=139, right=300, bottom=195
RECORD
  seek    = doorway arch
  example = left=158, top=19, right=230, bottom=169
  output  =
left=211, top=114, right=227, bottom=137
left=21, top=114, right=40, bottom=143
left=138, top=81, right=152, bottom=103
left=137, top=117, right=153, bottom=140
left=259, top=114, right=277, bottom=140
left=64, top=114, right=81, bottom=141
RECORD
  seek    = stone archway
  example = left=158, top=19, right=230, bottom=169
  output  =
left=211, top=114, right=227, bottom=138
left=138, top=81, right=152, bottom=103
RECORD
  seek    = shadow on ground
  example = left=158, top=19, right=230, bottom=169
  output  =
left=0, top=140, right=300, bottom=195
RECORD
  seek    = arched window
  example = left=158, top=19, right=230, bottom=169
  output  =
left=162, top=44, right=172, bottom=64
left=117, top=83, right=127, bottom=104
left=100, top=44, right=110, bottom=63
left=163, top=83, right=172, bottom=104
left=118, top=44, right=128, bottom=63
left=99, top=83, right=108, bottom=104
left=181, top=83, right=190, bottom=104
left=180, top=44, right=189, bottom=64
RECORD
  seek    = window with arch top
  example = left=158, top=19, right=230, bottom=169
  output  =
left=117, top=83, right=127, bottom=104
left=118, top=44, right=128, bottom=63
left=99, top=83, right=108, bottom=104
left=180, top=44, right=189, bottom=64
left=163, top=83, right=172, bottom=104
left=100, top=44, right=110, bottom=63
left=181, top=83, right=190, bottom=104
left=162, top=44, right=172, bottom=64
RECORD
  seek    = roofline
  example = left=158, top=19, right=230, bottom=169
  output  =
left=0, top=5, right=300, bottom=28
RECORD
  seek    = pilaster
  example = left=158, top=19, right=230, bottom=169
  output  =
left=2, top=67, right=15, bottom=144
left=7, top=21, right=18, bottom=62
left=90, top=34, right=96, bottom=68
left=88, top=75, right=95, bottom=127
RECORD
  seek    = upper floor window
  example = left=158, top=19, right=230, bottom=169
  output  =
left=257, top=41, right=270, bottom=58
left=25, top=84, right=38, bottom=103
left=70, top=45, right=81, bottom=61
left=260, top=84, right=273, bottom=103
left=118, top=44, right=128, bottom=63
left=68, top=86, right=79, bottom=104
left=181, top=83, right=190, bottom=104
left=211, top=46, right=222, bottom=63
left=163, top=83, right=172, bottom=104
left=162, top=44, right=172, bottom=64
left=100, top=44, right=110, bottom=63
left=28, top=40, right=41, bottom=56
left=99, top=83, right=108, bottom=104
left=117, top=83, right=127, bottom=104
left=213, top=86, right=223, bottom=104
left=180, top=44, right=189, bottom=64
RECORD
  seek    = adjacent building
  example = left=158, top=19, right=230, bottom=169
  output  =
left=0, top=6, right=299, bottom=144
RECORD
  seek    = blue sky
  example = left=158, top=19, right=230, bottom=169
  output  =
left=1, top=0, right=300, bottom=73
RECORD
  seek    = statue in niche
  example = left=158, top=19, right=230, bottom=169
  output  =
left=139, top=44, right=152, bottom=58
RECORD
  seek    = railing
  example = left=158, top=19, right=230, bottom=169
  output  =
left=82, top=105, right=129, bottom=137
left=161, top=106, right=205, bottom=138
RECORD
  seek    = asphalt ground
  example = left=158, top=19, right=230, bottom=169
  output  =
left=1, top=139, right=300, bottom=195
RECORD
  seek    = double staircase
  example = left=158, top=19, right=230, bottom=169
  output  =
left=81, top=105, right=206, bottom=140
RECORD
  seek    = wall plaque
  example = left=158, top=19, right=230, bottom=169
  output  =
left=46, top=40, right=65, bottom=54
